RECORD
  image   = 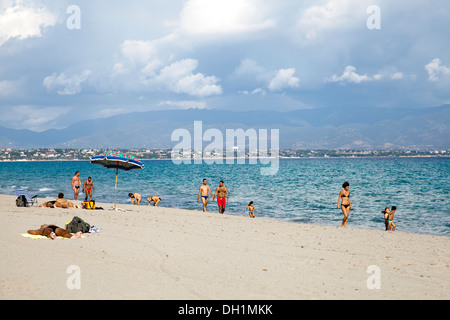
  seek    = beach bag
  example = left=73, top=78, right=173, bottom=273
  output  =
left=66, top=216, right=90, bottom=233
left=82, top=201, right=95, bottom=210
left=16, top=195, right=28, bottom=207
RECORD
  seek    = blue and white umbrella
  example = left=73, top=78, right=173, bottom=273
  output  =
left=90, top=152, right=144, bottom=210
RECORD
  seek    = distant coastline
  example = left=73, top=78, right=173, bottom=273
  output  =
left=1, top=147, right=449, bottom=162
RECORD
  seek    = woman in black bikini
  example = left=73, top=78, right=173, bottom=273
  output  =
left=337, top=181, right=352, bottom=228
left=27, top=224, right=82, bottom=239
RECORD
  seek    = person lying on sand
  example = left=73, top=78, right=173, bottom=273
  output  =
left=147, top=196, right=161, bottom=207
left=27, top=224, right=82, bottom=239
left=129, top=192, right=142, bottom=205
left=40, top=193, right=79, bottom=209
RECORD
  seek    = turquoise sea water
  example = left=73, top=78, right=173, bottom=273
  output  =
left=1, top=158, right=449, bottom=237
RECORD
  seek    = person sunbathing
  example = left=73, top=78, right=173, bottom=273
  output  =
left=27, top=224, right=82, bottom=239
left=40, top=193, right=79, bottom=209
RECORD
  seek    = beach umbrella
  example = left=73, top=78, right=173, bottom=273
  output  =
left=90, top=151, right=144, bottom=211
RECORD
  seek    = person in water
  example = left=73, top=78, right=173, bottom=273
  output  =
left=27, top=224, right=82, bottom=239
left=387, top=206, right=397, bottom=231
left=337, top=181, right=352, bottom=227
left=246, top=201, right=257, bottom=218
left=197, top=179, right=213, bottom=212
left=382, top=207, right=390, bottom=231
left=129, top=192, right=142, bottom=205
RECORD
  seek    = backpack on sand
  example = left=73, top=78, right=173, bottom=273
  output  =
left=66, top=216, right=90, bottom=233
left=16, top=195, right=28, bottom=207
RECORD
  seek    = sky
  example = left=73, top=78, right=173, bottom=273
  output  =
left=0, top=0, right=449, bottom=131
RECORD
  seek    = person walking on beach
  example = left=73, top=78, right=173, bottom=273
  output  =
left=82, top=177, right=95, bottom=202
left=246, top=201, right=257, bottom=218
left=197, top=179, right=213, bottom=212
left=129, top=192, right=142, bottom=205
left=72, top=171, right=82, bottom=200
left=387, top=206, right=397, bottom=231
left=337, top=181, right=352, bottom=227
left=213, top=180, right=229, bottom=214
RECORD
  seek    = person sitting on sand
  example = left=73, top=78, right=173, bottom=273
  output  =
left=28, top=224, right=82, bottom=240
left=147, top=196, right=161, bottom=207
left=246, top=201, right=257, bottom=218
left=40, top=193, right=78, bottom=209
left=129, top=192, right=142, bottom=205
left=387, top=206, right=397, bottom=231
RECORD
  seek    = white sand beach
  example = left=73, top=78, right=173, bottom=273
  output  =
left=0, top=194, right=449, bottom=300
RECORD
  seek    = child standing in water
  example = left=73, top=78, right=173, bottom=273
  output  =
left=246, top=201, right=257, bottom=218
left=387, top=206, right=397, bottom=231
left=382, top=207, right=390, bottom=231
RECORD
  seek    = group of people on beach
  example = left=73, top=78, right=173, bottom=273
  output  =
left=197, top=179, right=257, bottom=218
left=337, top=181, right=397, bottom=230
left=32, top=171, right=397, bottom=240
left=71, top=171, right=95, bottom=202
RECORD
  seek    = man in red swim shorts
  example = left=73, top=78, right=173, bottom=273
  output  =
left=213, top=180, right=229, bottom=214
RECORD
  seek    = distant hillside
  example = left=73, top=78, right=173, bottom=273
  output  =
left=1, top=105, right=449, bottom=150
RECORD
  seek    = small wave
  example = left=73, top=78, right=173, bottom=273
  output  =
left=39, top=187, right=55, bottom=192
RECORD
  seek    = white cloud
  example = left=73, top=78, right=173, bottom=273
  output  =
left=178, top=0, right=276, bottom=36
left=0, top=80, right=18, bottom=96
left=120, top=40, right=156, bottom=65
left=159, top=100, right=208, bottom=109
left=425, top=58, right=450, bottom=82
left=43, top=70, right=92, bottom=95
left=0, top=0, right=57, bottom=46
left=0, top=105, right=71, bottom=131
left=239, top=88, right=267, bottom=96
left=268, top=68, right=300, bottom=91
left=326, top=65, right=373, bottom=84
left=390, top=72, right=405, bottom=80
left=155, top=59, right=222, bottom=97
left=296, top=0, right=369, bottom=42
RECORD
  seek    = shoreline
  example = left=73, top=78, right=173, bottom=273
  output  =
left=1, top=194, right=449, bottom=299
left=1, top=155, right=449, bottom=163
left=6, top=193, right=450, bottom=239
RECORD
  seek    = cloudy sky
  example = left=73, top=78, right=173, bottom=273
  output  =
left=0, top=0, right=449, bottom=131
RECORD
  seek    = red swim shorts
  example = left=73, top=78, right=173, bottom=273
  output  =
left=217, top=197, right=226, bottom=207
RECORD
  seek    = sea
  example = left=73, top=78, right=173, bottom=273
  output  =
left=1, top=157, right=449, bottom=237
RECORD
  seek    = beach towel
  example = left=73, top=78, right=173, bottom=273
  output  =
left=21, top=233, right=85, bottom=240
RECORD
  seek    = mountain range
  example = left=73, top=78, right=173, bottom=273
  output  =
left=1, top=105, right=449, bottom=150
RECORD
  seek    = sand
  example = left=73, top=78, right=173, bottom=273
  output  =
left=0, top=194, right=449, bottom=300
